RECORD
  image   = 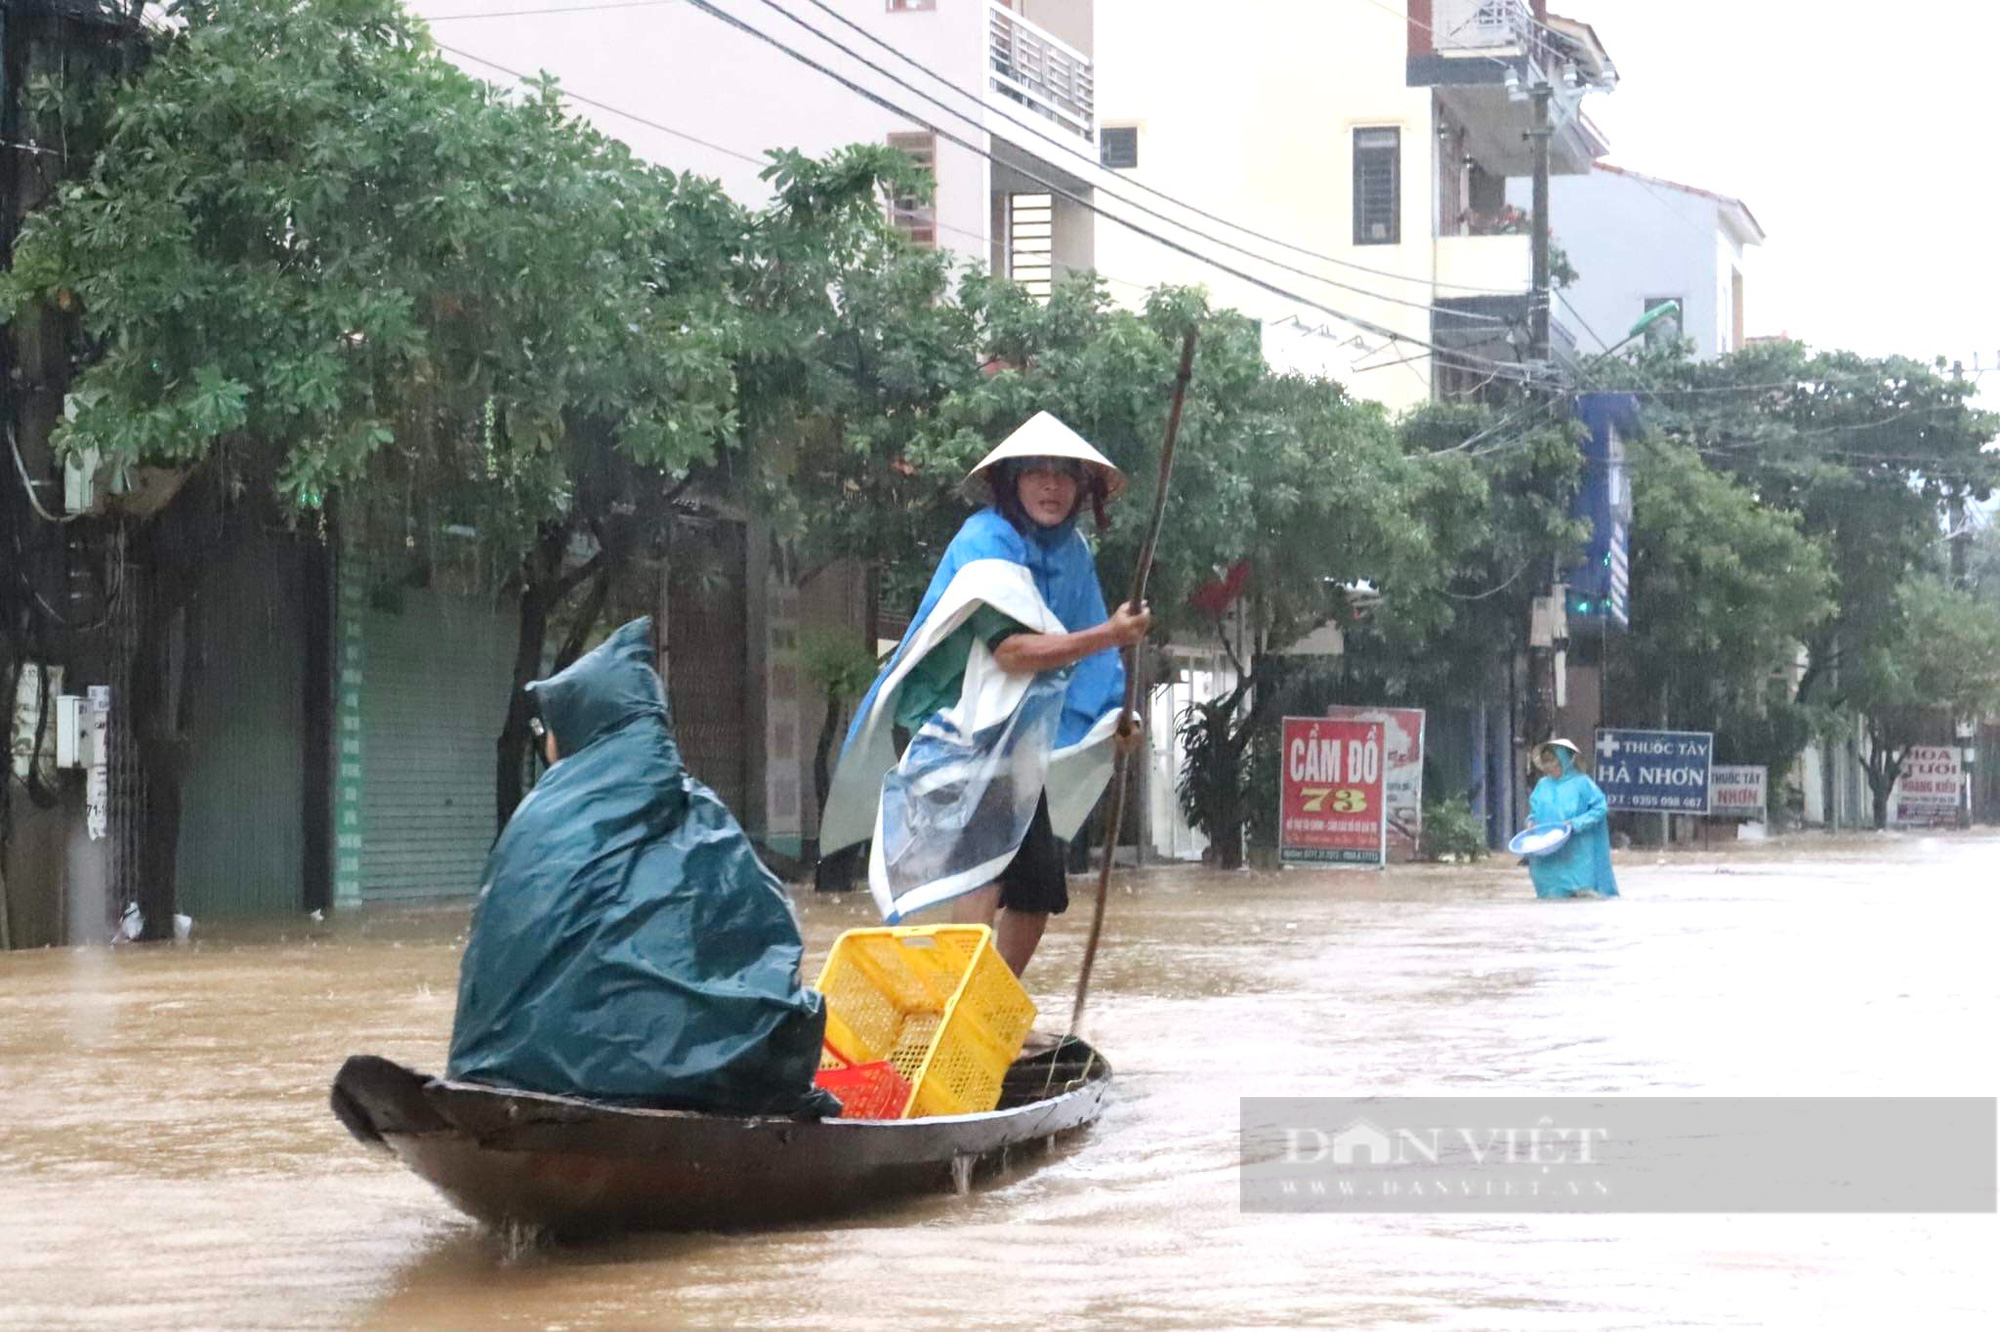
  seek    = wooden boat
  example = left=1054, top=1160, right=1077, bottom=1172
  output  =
left=330, top=1038, right=1111, bottom=1237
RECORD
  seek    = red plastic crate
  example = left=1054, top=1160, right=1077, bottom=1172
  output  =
left=814, top=1056, right=913, bottom=1119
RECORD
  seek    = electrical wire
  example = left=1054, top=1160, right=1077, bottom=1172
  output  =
left=664, top=0, right=1542, bottom=379
left=435, top=39, right=768, bottom=167
left=745, top=0, right=1510, bottom=324
left=8, top=425, right=84, bottom=525
left=1443, top=557, right=1535, bottom=601
left=437, top=40, right=1154, bottom=290
left=426, top=1, right=680, bottom=19
left=428, top=0, right=1529, bottom=300
left=789, top=0, right=1526, bottom=298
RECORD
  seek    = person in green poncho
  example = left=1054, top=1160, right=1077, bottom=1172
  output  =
left=448, top=618, right=838, bottom=1117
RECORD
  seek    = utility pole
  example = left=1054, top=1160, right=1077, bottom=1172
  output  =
left=1950, top=361, right=1970, bottom=590
left=1529, top=81, right=1553, bottom=364
left=1523, top=80, right=1557, bottom=765
left=1950, top=361, right=1972, bottom=829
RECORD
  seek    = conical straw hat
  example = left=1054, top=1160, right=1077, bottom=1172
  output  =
left=964, top=411, right=1127, bottom=501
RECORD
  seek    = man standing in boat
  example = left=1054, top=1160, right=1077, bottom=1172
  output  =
left=820, top=413, right=1150, bottom=976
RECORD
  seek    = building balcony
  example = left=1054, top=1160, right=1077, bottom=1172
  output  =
left=1431, top=232, right=1584, bottom=391
left=1408, top=1, right=1613, bottom=175
left=987, top=0, right=1093, bottom=141
left=1436, top=231, right=1532, bottom=294
left=1430, top=0, right=1548, bottom=62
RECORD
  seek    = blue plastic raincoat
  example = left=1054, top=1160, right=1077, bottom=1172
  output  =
left=1526, top=750, right=1620, bottom=899
left=447, top=618, right=838, bottom=1117
left=820, top=507, right=1124, bottom=922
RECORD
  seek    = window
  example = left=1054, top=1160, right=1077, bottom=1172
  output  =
left=1353, top=128, right=1400, bottom=246
left=1100, top=125, right=1139, bottom=170
left=1641, top=295, right=1684, bottom=347
left=1006, top=192, right=1054, bottom=301
left=886, top=1, right=936, bottom=11
left=886, top=131, right=936, bottom=248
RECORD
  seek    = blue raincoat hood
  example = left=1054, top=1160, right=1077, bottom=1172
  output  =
left=1527, top=750, right=1620, bottom=899
left=843, top=507, right=1122, bottom=754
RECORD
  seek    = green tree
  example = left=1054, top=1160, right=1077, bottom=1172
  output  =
left=1607, top=339, right=1999, bottom=813
left=1342, top=398, right=1588, bottom=709
left=0, top=0, right=740, bottom=931
left=1842, top=576, right=2000, bottom=827
left=737, top=146, right=976, bottom=592
left=1613, top=439, right=1835, bottom=775
left=1626, top=340, right=1998, bottom=708
left=797, top=629, right=879, bottom=824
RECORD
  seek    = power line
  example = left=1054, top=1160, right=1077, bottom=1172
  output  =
left=789, top=0, right=1524, bottom=299
left=674, top=0, right=1541, bottom=381
left=745, top=0, right=1511, bottom=324
left=429, top=0, right=1528, bottom=301
left=435, top=39, right=767, bottom=167
left=1554, top=289, right=1613, bottom=357
left=436, top=40, right=1164, bottom=292
left=425, top=1, right=680, bottom=20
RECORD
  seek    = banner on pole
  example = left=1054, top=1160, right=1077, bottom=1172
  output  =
left=1710, top=765, right=1767, bottom=820
left=1280, top=717, right=1386, bottom=867
left=1891, top=746, right=1961, bottom=828
left=1325, top=706, right=1425, bottom=861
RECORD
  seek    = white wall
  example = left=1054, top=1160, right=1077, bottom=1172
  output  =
left=1512, top=167, right=1751, bottom=360
left=415, top=1, right=998, bottom=266
left=1091, top=0, right=1440, bottom=411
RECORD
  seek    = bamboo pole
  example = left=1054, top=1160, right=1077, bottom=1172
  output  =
left=1070, top=329, right=1197, bottom=1030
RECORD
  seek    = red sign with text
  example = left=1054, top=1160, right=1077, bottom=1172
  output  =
left=1279, top=717, right=1387, bottom=867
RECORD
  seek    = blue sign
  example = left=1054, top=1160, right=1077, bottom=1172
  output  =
left=1568, top=394, right=1638, bottom=628
left=1593, top=729, right=1713, bottom=814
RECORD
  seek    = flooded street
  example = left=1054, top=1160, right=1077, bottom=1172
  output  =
left=3, top=833, right=1996, bottom=1329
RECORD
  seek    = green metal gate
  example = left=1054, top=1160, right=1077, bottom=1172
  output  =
left=177, top=521, right=308, bottom=919
left=352, top=587, right=518, bottom=902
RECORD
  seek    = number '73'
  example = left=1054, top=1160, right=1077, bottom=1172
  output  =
left=1300, top=787, right=1368, bottom=813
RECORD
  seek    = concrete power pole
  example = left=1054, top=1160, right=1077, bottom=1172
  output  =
left=1523, top=82, right=1558, bottom=758
left=1951, top=361, right=1972, bottom=828
left=1530, top=82, right=1553, bottom=364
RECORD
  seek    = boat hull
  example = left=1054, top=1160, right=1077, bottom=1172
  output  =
left=331, top=1039, right=1111, bottom=1236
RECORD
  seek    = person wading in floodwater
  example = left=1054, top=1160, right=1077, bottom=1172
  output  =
left=818, top=413, right=1150, bottom=976
left=1524, top=738, right=1620, bottom=900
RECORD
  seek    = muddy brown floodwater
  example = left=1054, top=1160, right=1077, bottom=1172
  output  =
left=3, top=833, right=1997, bottom=1329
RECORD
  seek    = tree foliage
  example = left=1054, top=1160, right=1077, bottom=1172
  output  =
left=1843, top=575, right=2000, bottom=826
left=1613, top=340, right=2000, bottom=819
left=1613, top=438, right=1835, bottom=773
left=0, top=0, right=741, bottom=516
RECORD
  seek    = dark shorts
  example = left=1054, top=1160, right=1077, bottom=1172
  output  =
left=998, top=796, right=1069, bottom=916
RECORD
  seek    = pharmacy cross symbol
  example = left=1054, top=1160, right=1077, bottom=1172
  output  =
left=1596, top=733, right=1621, bottom=761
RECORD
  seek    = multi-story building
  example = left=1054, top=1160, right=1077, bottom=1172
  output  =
left=419, top=1, right=1102, bottom=297
left=1090, top=0, right=1616, bottom=410
left=1519, top=163, right=1766, bottom=360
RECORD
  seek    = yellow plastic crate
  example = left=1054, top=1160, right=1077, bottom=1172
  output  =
left=813, top=924, right=1038, bottom=1119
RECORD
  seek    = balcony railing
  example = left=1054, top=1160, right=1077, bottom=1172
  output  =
left=988, top=0, right=1093, bottom=140
left=1432, top=0, right=1536, bottom=54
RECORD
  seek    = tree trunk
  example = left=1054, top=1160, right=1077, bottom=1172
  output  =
left=496, top=529, right=563, bottom=828
left=552, top=564, right=613, bottom=673
left=496, top=529, right=618, bottom=828
left=812, top=690, right=844, bottom=820
left=1858, top=734, right=1901, bottom=831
